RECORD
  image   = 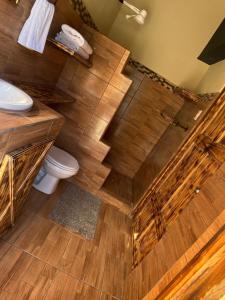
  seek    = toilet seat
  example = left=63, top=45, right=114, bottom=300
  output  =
left=46, top=146, right=79, bottom=172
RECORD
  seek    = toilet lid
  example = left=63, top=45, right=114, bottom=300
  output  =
left=46, top=146, right=79, bottom=172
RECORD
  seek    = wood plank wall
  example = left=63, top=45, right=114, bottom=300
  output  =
left=124, top=161, right=225, bottom=300
left=103, top=65, right=184, bottom=179
left=0, top=0, right=81, bottom=85
left=55, top=25, right=132, bottom=192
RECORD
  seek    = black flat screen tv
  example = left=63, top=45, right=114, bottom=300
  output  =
left=198, top=18, right=225, bottom=65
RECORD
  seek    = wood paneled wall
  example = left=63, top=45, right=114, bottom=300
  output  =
left=0, top=0, right=81, bottom=85
left=124, top=161, right=225, bottom=300
left=103, top=65, right=184, bottom=178
left=133, top=91, right=225, bottom=266
left=55, top=25, right=132, bottom=192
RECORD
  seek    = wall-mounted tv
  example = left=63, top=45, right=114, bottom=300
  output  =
left=198, top=18, right=225, bottom=65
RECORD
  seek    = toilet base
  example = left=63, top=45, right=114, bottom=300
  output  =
left=33, top=173, right=60, bottom=195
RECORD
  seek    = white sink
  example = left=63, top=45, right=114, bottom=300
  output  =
left=0, top=79, right=33, bottom=111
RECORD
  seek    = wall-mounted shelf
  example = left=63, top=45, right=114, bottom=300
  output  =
left=47, top=38, right=93, bottom=68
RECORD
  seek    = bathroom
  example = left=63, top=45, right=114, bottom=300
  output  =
left=0, top=0, right=225, bottom=299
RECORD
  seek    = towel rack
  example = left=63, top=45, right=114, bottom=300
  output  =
left=47, top=38, right=93, bottom=68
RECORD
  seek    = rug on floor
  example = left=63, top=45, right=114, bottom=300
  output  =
left=49, top=183, right=101, bottom=240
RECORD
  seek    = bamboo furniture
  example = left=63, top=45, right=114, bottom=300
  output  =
left=0, top=98, right=63, bottom=236
left=0, top=157, right=12, bottom=234
left=0, top=140, right=53, bottom=235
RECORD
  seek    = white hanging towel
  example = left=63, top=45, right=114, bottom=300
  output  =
left=18, top=0, right=55, bottom=54
left=61, top=24, right=93, bottom=55
left=55, top=32, right=89, bottom=60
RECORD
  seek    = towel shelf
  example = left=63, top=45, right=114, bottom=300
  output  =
left=47, top=38, right=93, bottom=68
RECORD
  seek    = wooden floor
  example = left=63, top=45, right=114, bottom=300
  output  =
left=124, top=162, right=225, bottom=300
left=0, top=182, right=132, bottom=300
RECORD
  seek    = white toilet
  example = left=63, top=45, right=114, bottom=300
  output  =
left=33, top=146, right=79, bottom=195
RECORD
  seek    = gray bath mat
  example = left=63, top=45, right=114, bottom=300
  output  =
left=49, top=183, right=101, bottom=240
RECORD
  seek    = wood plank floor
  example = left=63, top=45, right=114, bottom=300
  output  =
left=124, top=162, right=225, bottom=300
left=0, top=182, right=132, bottom=299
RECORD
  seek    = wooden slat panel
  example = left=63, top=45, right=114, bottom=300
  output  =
left=0, top=156, right=11, bottom=232
left=0, top=140, right=53, bottom=236
left=9, top=140, right=53, bottom=219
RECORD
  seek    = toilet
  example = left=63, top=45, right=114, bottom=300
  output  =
left=33, top=146, right=79, bottom=195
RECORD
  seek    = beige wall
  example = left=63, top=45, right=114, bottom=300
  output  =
left=108, top=0, right=225, bottom=91
left=197, top=60, right=225, bottom=93
left=83, top=0, right=121, bottom=34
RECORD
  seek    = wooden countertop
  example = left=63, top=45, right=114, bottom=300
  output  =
left=0, top=100, right=64, bottom=164
left=11, top=81, right=75, bottom=105
left=0, top=101, right=64, bottom=134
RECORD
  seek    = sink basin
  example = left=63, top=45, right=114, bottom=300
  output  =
left=0, top=79, right=33, bottom=111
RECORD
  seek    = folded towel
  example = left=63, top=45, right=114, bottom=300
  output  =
left=55, top=32, right=79, bottom=51
left=55, top=32, right=89, bottom=60
left=18, top=0, right=55, bottom=54
left=62, top=24, right=93, bottom=55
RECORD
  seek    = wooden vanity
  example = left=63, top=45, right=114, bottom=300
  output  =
left=0, top=101, right=64, bottom=236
